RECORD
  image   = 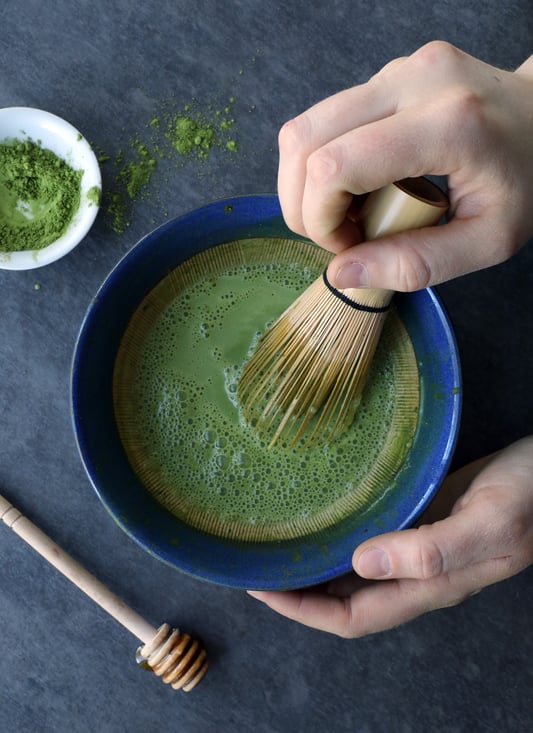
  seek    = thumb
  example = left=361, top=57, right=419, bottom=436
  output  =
left=353, top=503, right=494, bottom=581
left=327, top=213, right=508, bottom=292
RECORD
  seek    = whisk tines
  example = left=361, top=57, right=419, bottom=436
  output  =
left=238, top=275, right=391, bottom=448
left=238, top=177, right=449, bottom=448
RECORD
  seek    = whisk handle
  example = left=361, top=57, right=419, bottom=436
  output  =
left=361, top=176, right=449, bottom=241
left=0, top=493, right=157, bottom=644
left=340, top=176, right=449, bottom=309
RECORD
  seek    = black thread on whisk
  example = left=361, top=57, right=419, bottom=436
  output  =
left=322, top=269, right=392, bottom=313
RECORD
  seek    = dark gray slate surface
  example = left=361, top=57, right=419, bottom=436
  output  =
left=1, top=2, right=532, bottom=731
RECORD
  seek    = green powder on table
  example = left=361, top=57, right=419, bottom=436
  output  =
left=164, top=97, right=237, bottom=158
left=101, top=95, right=240, bottom=233
left=118, top=142, right=157, bottom=198
left=0, top=140, right=82, bottom=252
left=168, top=115, right=216, bottom=157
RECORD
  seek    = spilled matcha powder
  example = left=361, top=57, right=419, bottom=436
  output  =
left=0, top=140, right=82, bottom=252
left=168, top=115, right=216, bottom=157
left=100, top=95, right=240, bottom=233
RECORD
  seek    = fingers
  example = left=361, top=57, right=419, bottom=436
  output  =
left=247, top=589, right=356, bottom=636
left=353, top=516, right=479, bottom=583
left=247, top=511, right=492, bottom=636
left=277, top=78, right=398, bottom=237
left=248, top=574, right=478, bottom=638
left=277, top=41, right=533, bottom=288
left=248, top=438, right=533, bottom=638
left=296, top=102, right=458, bottom=253
left=353, top=486, right=527, bottom=584
left=277, top=43, right=470, bottom=248
left=416, top=453, right=495, bottom=525
left=279, top=101, right=450, bottom=250
left=325, top=211, right=514, bottom=290
left=276, top=43, right=463, bottom=240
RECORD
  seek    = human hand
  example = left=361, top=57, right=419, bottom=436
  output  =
left=248, top=437, right=533, bottom=637
left=277, top=41, right=533, bottom=291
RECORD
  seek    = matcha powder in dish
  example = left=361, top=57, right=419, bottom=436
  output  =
left=0, top=139, right=83, bottom=252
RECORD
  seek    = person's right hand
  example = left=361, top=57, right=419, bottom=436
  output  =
left=277, top=41, right=533, bottom=292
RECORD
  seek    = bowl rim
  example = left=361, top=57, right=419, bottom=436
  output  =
left=0, top=106, right=101, bottom=270
left=71, top=194, right=462, bottom=590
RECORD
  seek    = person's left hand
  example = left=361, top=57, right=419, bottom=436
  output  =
left=247, top=437, right=533, bottom=637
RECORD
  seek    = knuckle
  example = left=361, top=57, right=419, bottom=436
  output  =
left=394, top=244, right=432, bottom=291
left=410, top=40, right=463, bottom=74
left=278, top=113, right=311, bottom=157
left=306, top=145, right=342, bottom=186
left=445, top=86, right=488, bottom=137
left=416, top=528, right=445, bottom=579
left=369, top=55, right=407, bottom=86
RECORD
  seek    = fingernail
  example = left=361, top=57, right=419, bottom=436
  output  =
left=357, top=548, right=391, bottom=578
left=334, top=261, right=369, bottom=288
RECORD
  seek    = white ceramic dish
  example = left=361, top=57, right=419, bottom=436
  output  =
left=0, top=107, right=101, bottom=270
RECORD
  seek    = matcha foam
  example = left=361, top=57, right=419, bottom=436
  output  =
left=113, top=238, right=419, bottom=542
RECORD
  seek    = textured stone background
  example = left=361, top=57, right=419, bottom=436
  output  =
left=1, top=2, right=532, bottom=731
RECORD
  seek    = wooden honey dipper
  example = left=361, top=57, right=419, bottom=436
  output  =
left=0, top=492, right=208, bottom=692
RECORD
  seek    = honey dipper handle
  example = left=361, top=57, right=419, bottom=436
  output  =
left=0, top=493, right=157, bottom=645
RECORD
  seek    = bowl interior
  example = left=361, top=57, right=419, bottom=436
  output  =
left=71, top=195, right=461, bottom=590
left=0, top=107, right=101, bottom=270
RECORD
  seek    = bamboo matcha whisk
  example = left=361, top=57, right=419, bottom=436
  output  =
left=0, top=492, right=208, bottom=692
left=238, top=177, right=449, bottom=448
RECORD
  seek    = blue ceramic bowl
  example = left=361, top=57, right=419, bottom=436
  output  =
left=71, top=195, right=461, bottom=590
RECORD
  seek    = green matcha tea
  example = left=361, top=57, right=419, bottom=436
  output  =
left=113, top=238, right=419, bottom=542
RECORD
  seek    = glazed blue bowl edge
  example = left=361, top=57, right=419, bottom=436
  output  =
left=70, top=194, right=462, bottom=590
